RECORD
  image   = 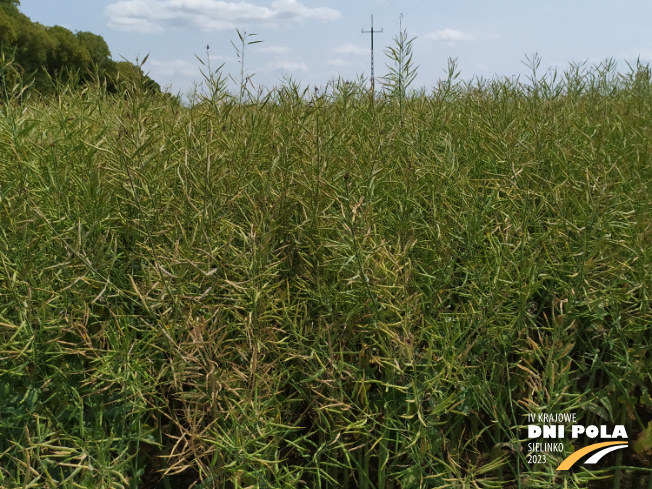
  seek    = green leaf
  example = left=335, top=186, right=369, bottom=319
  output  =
left=633, top=421, right=652, bottom=454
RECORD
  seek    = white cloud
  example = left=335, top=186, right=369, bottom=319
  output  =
left=259, top=44, right=290, bottom=54
left=110, top=16, right=164, bottom=33
left=150, top=59, right=198, bottom=77
left=424, top=28, right=478, bottom=42
left=332, top=44, right=368, bottom=56
left=327, top=58, right=357, bottom=67
left=258, top=59, right=308, bottom=74
left=275, top=61, right=308, bottom=72
left=105, top=0, right=341, bottom=32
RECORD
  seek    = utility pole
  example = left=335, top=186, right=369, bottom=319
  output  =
left=361, top=15, right=383, bottom=95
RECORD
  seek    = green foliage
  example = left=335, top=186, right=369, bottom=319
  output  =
left=0, top=0, right=19, bottom=14
left=15, top=22, right=54, bottom=71
left=76, top=31, right=111, bottom=68
left=381, top=16, right=418, bottom=120
left=105, top=59, right=161, bottom=94
left=0, top=3, right=161, bottom=97
left=0, top=10, right=19, bottom=46
left=231, top=28, right=262, bottom=99
left=0, top=60, right=650, bottom=488
left=45, top=25, right=91, bottom=77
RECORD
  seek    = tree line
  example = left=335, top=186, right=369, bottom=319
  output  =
left=0, top=0, right=161, bottom=95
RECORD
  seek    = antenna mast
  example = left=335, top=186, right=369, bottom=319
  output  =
left=362, top=15, right=383, bottom=94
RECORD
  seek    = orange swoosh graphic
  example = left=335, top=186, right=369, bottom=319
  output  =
left=556, top=441, right=628, bottom=470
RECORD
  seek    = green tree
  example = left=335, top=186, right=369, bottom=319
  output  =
left=16, top=22, right=54, bottom=72
left=0, top=2, right=162, bottom=96
left=46, top=25, right=91, bottom=76
left=106, top=59, right=161, bottom=94
left=0, top=0, right=20, bottom=9
left=76, top=31, right=111, bottom=69
left=0, top=13, right=19, bottom=47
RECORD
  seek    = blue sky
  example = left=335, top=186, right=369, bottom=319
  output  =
left=19, top=0, right=652, bottom=97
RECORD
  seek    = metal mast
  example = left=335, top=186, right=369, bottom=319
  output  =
left=362, top=15, right=383, bottom=94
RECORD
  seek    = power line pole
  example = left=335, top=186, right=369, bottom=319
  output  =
left=361, top=15, right=383, bottom=95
